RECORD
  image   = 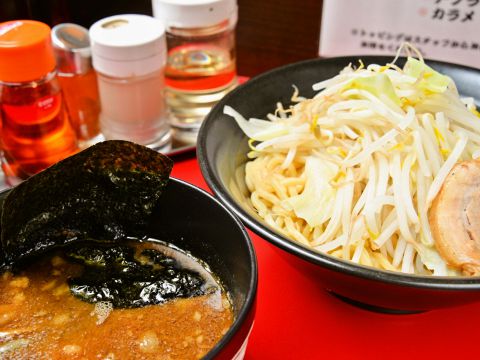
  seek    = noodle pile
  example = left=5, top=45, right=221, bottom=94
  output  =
left=225, top=45, right=480, bottom=276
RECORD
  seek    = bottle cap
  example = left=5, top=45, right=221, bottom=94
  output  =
left=51, top=23, right=92, bottom=76
left=0, top=20, right=56, bottom=83
left=152, top=0, right=238, bottom=29
left=89, top=14, right=167, bottom=78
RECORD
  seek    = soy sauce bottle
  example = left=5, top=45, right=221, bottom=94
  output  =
left=152, top=0, right=238, bottom=145
left=0, top=20, right=78, bottom=184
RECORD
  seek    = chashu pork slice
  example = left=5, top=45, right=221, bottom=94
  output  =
left=429, top=160, right=480, bottom=276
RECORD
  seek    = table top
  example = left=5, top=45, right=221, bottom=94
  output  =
left=171, top=154, right=480, bottom=360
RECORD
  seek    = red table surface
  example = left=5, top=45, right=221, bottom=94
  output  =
left=172, top=155, right=480, bottom=360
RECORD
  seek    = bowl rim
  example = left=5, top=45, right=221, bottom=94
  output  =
left=0, top=177, right=258, bottom=359
left=198, top=55, right=480, bottom=290
left=169, top=178, right=258, bottom=359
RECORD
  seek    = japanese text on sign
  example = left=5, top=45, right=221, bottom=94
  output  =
left=319, top=0, right=480, bottom=69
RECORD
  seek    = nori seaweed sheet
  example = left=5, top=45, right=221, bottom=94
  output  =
left=65, top=242, right=206, bottom=308
left=0, top=140, right=173, bottom=267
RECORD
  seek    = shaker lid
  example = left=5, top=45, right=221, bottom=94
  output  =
left=152, top=0, right=238, bottom=29
left=0, top=20, right=56, bottom=82
left=51, top=23, right=92, bottom=75
left=89, top=14, right=167, bottom=77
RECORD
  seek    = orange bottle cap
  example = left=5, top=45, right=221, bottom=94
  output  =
left=0, top=20, right=56, bottom=83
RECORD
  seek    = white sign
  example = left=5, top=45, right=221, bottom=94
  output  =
left=319, top=0, right=480, bottom=69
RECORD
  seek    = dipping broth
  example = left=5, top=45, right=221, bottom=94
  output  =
left=0, top=240, right=233, bottom=359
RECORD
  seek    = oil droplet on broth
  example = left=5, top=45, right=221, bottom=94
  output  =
left=138, top=330, right=160, bottom=353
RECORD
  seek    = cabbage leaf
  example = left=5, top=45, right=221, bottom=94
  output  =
left=403, top=57, right=450, bottom=93
left=350, top=73, right=401, bottom=106
left=224, top=105, right=289, bottom=141
left=285, top=156, right=338, bottom=227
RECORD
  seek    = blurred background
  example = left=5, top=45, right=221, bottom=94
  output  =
left=0, top=0, right=323, bottom=77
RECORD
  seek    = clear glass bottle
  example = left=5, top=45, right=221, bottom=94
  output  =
left=51, top=23, right=103, bottom=149
left=89, top=15, right=171, bottom=151
left=152, top=0, right=238, bottom=145
left=0, top=20, right=78, bottom=184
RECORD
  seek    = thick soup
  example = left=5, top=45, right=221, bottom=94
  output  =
left=0, top=240, right=233, bottom=359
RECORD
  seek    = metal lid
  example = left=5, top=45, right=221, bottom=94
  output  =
left=51, top=23, right=92, bottom=75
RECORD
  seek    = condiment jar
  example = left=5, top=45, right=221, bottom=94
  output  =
left=0, top=20, right=78, bottom=184
left=152, top=0, right=238, bottom=144
left=52, top=23, right=103, bottom=149
left=89, top=14, right=171, bottom=151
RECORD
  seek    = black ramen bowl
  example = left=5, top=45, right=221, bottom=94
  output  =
left=0, top=178, right=257, bottom=359
left=197, top=56, right=480, bottom=313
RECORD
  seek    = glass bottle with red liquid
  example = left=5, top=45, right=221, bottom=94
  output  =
left=0, top=20, right=78, bottom=185
left=152, top=0, right=238, bottom=145
left=51, top=23, right=103, bottom=149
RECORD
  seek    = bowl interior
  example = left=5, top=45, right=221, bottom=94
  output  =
left=198, top=56, right=480, bottom=286
left=148, top=178, right=256, bottom=315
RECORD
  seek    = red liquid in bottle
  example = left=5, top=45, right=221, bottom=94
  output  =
left=0, top=73, right=78, bottom=181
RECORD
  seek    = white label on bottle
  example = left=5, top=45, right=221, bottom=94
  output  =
left=37, top=96, right=55, bottom=111
left=319, top=0, right=480, bottom=69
